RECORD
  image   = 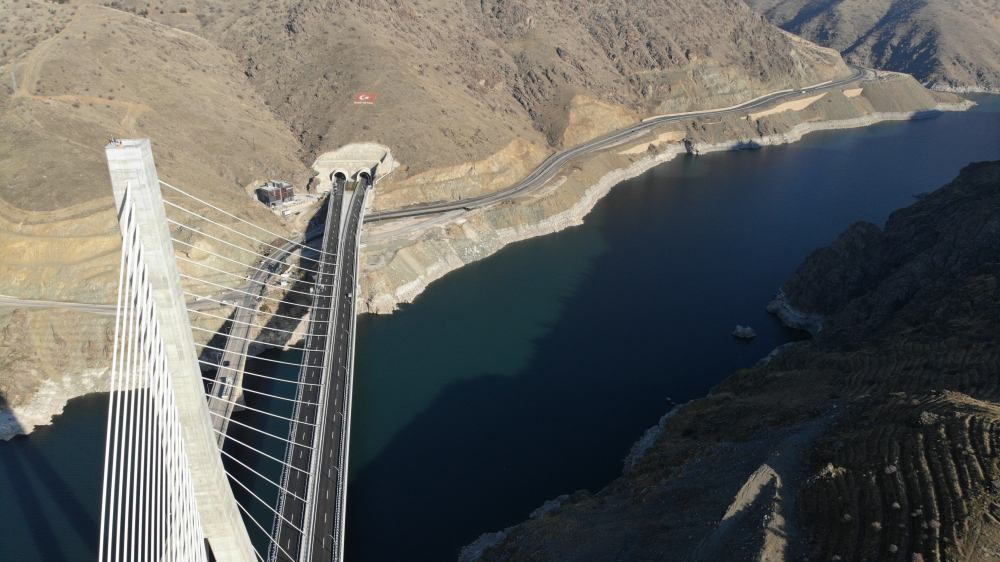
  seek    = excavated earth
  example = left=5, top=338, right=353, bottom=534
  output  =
left=461, top=161, right=1000, bottom=562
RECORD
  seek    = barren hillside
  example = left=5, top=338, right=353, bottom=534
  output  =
left=0, top=2, right=310, bottom=434
left=745, top=0, right=1000, bottom=92
left=0, top=0, right=961, bottom=442
left=465, top=161, right=1000, bottom=562
left=91, top=0, right=850, bottom=174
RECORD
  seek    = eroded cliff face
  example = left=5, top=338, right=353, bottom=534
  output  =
left=769, top=159, right=1000, bottom=342
left=0, top=308, right=113, bottom=439
left=460, top=161, right=1000, bottom=562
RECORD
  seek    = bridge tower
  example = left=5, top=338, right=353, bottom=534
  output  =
left=105, top=139, right=256, bottom=562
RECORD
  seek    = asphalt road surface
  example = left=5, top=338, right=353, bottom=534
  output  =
left=271, top=181, right=346, bottom=562
left=304, top=181, right=367, bottom=562
left=0, top=295, right=117, bottom=315
left=207, top=229, right=311, bottom=446
left=365, top=65, right=868, bottom=223
left=272, top=180, right=367, bottom=562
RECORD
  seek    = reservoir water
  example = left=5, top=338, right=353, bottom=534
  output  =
left=2, top=96, right=998, bottom=561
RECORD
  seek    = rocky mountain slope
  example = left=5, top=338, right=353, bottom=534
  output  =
left=0, top=3, right=309, bottom=436
left=0, top=0, right=964, bottom=437
left=744, top=0, right=1000, bottom=93
left=464, top=161, right=1000, bottom=562
left=89, top=0, right=853, bottom=173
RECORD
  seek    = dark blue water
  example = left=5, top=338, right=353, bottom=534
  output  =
left=1, top=95, right=997, bottom=562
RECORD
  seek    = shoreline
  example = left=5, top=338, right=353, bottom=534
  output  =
left=0, top=95, right=977, bottom=440
left=359, top=100, right=975, bottom=316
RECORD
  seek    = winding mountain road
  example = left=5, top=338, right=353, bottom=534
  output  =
left=366, top=65, right=869, bottom=223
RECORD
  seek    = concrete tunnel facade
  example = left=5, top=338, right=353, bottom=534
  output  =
left=312, top=143, right=394, bottom=193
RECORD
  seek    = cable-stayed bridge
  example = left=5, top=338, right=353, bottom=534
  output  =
left=98, top=139, right=373, bottom=562
left=91, top=67, right=871, bottom=562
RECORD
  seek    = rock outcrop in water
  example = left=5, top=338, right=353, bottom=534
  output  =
left=463, top=161, right=1000, bottom=562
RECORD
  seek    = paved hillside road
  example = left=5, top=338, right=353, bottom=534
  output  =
left=0, top=295, right=117, bottom=315
left=367, top=65, right=868, bottom=223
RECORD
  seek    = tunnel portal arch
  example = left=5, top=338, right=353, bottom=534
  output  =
left=312, top=143, right=392, bottom=193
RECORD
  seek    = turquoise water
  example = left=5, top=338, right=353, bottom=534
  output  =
left=1, top=95, right=998, bottom=561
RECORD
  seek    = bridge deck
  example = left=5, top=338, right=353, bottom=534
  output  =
left=272, top=181, right=367, bottom=562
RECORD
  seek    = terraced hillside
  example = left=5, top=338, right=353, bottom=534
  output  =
left=464, top=161, right=1000, bottom=562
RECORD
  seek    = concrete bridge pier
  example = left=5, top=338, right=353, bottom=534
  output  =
left=105, top=139, right=256, bottom=562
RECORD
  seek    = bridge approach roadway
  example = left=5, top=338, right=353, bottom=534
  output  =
left=271, top=180, right=368, bottom=562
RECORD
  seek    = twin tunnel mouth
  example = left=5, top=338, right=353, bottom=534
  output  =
left=331, top=170, right=372, bottom=184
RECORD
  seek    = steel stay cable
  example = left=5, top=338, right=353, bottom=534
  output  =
left=164, top=199, right=336, bottom=262
left=210, top=411, right=319, bottom=450
left=110, top=240, right=136, bottom=562
left=190, top=325, right=300, bottom=348
left=98, top=193, right=133, bottom=562
left=190, top=325, right=334, bottom=363
left=176, top=255, right=323, bottom=298
left=166, top=221, right=320, bottom=275
left=187, top=308, right=305, bottom=336
left=218, top=447, right=312, bottom=500
left=214, top=429, right=314, bottom=475
left=170, top=235, right=322, bottom=279
left=167, top=218, right=334, bottom=283
left=196, top=345, right=314, bottom=368
left=183, top=292, right=325, bottom=324
left=203, top=376, right=324, bottom=407
left=117, top=243, right=142, bottom=561
left=197, top=360, right=325, bottom=387
left=222, top=472, right=307, bottom=537
left=206, top=394, right=319, bottom=426
left=232, top=500, right=300, bottom=562
left=159, top=179, right=337, bottom=260
left=199, top=353, right=309, bottom=371
left=178, top=273, right=338, bottom=310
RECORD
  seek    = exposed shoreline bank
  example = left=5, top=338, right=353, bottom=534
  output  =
left=0, top=83, right=977, bottom=439
left=359, top=100, right=974, bottom=317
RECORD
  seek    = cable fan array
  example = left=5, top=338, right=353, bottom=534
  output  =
left=98, top=185, right=208, bottom=562
left=159, top=180, right=338, bottom=562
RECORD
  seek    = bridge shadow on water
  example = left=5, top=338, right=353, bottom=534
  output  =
left=340, top=138, right=919, bottom=561
left=0, top=393, right=105, bottom=562
left=342, top=247, right=807, bottom=562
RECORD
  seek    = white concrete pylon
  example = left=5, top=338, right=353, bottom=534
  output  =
left=105, top=139, right=257, bottom=562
